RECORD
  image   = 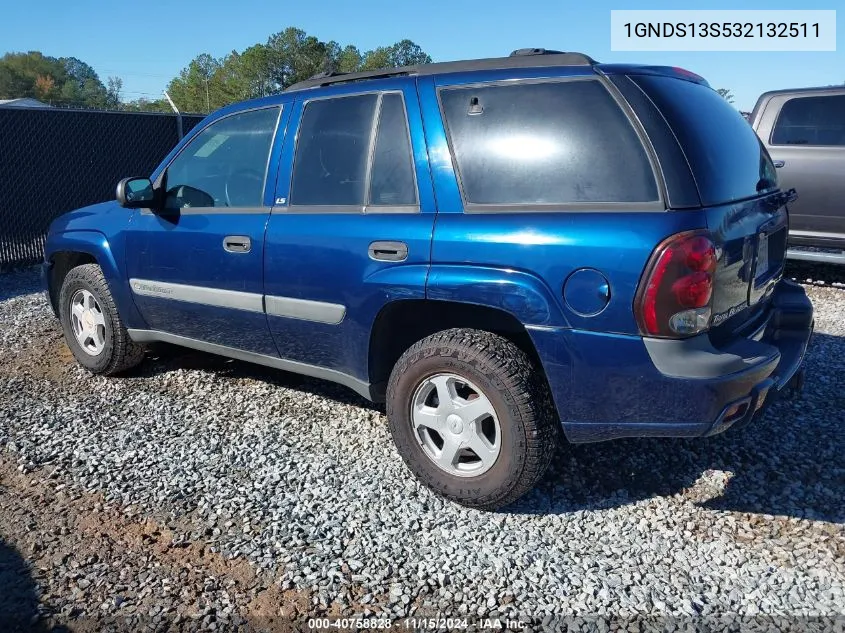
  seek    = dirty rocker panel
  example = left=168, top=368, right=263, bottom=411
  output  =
left=126, top=329, right=373, bottom=400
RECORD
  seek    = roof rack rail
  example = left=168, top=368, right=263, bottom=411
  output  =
left=285, top=51, right=596, bottom=92
left=509, top=48, right=567, bottom=57
left=308, top=70, right=347, bottom=81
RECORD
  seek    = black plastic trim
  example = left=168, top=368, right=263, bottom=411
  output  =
left=607, top=74, right=701, bottom=209
left=285, top=53, right=597, bottom=92
left=643, top=279, right=812, bottom=386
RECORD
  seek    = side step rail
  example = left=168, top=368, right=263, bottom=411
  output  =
left=786, top=248, right=845, bottom=265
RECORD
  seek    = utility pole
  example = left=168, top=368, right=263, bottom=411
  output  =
left=163, top=91, right=183, bottom=140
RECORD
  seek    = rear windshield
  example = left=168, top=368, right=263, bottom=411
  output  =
left=632, top=75, right=778, bottom=206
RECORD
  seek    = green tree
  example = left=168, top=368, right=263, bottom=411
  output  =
left=0, top=51, right=66, bottom=101
left=716, top=88, right=735, bottom=104
left=385, top=39, right=432, bottom=67
left=166, top=53, right=223, bottom=113
left=106, top=76, right=123, bottom=108
left=331, top=44, right=363, bottom=73
left=0, top=51, right=121, bottom=109
left=216, top=45, right=274, bottom=102
left=361, top=39, right=432, bottom=71
left=161, top=29, right=432, bottom=111
left=360, top=47, right=392, bottom=71
left=123, top=96, right=171, bottom=112
left=59, top=56, right=110, bottom=106
left=263, top=27, right=334, bottom=90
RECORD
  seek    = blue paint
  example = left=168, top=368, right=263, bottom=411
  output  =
left=43, top=58, right=813, bottom=444
left=563, top=269, right=611, bottom=316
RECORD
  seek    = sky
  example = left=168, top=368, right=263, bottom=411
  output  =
left=0, top=0, right=842, bottom=112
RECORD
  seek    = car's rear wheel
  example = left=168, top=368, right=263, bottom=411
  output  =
left=58, top=263, right=145, bottom=375
left=386, top=328, right=558, bottom=510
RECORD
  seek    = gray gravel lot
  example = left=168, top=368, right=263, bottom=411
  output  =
left=0, top=264, right=843, bottom=630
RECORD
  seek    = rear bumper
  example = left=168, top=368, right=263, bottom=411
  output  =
left=528, top=279, right=813, bottom=443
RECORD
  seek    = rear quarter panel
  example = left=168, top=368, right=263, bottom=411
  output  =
left=416, top=72, right=704, bottom=334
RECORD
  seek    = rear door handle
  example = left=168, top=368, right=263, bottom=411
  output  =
left=368, top=241, right=408, bottom=262
left=773, top=160, right=785, bottom=168
left=223, top=235, right=251, bottom=253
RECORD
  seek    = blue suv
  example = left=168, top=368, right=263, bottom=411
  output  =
left=43, top=49, right=813, bottom=509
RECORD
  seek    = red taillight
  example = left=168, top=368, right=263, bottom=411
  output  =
left=672, top=271, right=712, bottom=308
left=635, top=231, right=717, bottom=338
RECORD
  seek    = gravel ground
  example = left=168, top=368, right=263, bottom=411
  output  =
left=0, top=263, right=843, bottom=631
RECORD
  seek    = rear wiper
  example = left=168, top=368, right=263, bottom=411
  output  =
left=756, top=178, right=776, bottom=192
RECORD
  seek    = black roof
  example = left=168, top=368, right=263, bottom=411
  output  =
left=284, top=49, right=597, bottom=92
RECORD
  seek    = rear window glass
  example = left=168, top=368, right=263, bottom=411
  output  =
left=632, top=75, right=777, bottom=206
left=439, top=80, right=659, bottom=206
left=771, top=95, right=845, bottom=146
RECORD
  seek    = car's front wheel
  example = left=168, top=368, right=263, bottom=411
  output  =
left=58, top=263, right=145, bottom=375
left=386, top=328, right=558, bottom=510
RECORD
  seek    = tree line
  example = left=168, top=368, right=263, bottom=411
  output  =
left=0, top=28, right=431, bottom=113
left=0, top=51, right=122, bottom=109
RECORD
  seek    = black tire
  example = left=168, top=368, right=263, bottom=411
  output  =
left=386, top=328, right=558, bottom=510
left=58, top=263, right=145, bottom=375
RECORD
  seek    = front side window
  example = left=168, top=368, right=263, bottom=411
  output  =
left=771, top=95, right=845, bottom=146
left=164, top=107, right=279, bottom=209
left=439, top=80, right=659, bottom=206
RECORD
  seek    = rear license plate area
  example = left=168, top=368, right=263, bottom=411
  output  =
left=755, top=227, right=786, bottom=283
left=756, top=233, right=769, bottom=281
left=749, top=226, right=786, bottom=306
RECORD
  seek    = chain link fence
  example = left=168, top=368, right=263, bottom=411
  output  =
left=0, top=107, right=205, bottom=270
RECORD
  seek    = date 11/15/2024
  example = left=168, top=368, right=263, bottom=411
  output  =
left=307, top=617, right=527, bottom=630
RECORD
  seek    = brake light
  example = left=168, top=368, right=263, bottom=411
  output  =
left=671, top=67, right=708, bottom=85
left=635, top=231, right=717, bottom=338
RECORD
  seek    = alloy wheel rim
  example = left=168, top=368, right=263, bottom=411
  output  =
left=70, top=289, right=107, bottom=356
left=411, top=373, right=501, bottom=478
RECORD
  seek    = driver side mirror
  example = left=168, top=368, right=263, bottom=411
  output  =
left=116, top=177, right=156, bottom=208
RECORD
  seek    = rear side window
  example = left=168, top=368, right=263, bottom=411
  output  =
left=290, top=92, right=418, bottom=208
left=632, top=75, right=777, bottom=206
left=370, top=94, right=417, bottom=205
left=290, top=93, right=378, bottom=206
left=771, top=95, right=845, bottom=146
left=439, top=80, right=659, bottom=206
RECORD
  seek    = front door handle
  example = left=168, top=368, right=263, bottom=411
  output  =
left=368, top=241, right=408, bottom=262
left=773, top=160, right=785, bottom=168
left=223, top=235, right=251, bottom=253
